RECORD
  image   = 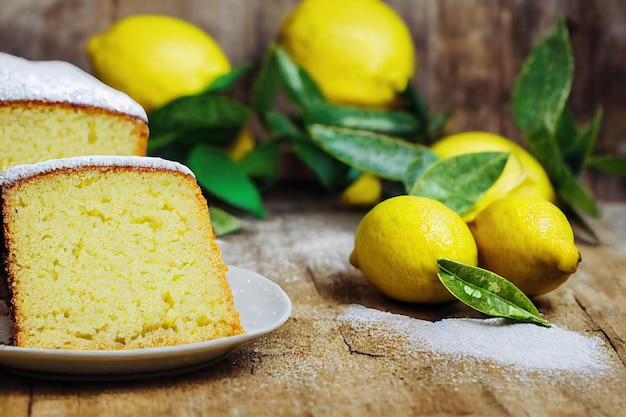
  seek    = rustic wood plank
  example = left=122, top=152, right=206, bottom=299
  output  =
left=0, top=192, right=624, bottom=416
left=0, top=0, right=623, bottom=200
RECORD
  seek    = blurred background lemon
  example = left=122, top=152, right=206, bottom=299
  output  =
left=87, top=14, right=231, bottom=113
left=430, top=131, right=556, bottom=221
left=277, top=0, right=415, bottom=109
left=277, top=0, right=417, bottom=206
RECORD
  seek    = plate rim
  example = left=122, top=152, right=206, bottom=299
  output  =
left=0, top=265, right=291, bottom=379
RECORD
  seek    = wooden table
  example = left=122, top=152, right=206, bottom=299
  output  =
left=1, top=190, right=625, bottom=417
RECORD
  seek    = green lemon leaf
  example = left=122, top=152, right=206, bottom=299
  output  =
left=186, top=144, right=266, bottom=219
left=202, top=63, right=253, bottom=94
left=513, top=17, right=573, bottom=137
left=586, top=155, right=626, bottom=176
left=409, top=152, right=509, bottom=216
left=399, top=81, right=449, bottom=144
left=274, top=46, right=326, bottom=111
left=527, top=127, right=600, bottom=218
left=265, top=110, right=306, bottom=139
left=403, top=150, right=440, bottom=193
left=148, top=94, right=251, bottom=151
left=238, top=138, right=283, bottom=189
left=252, top=45, right=282, bottom=119
left=437, top=259, right=550, bottom=328
left=209, top=206, right=241, bottom=236
left=304, top=103, right=420, bottom=139
left=291, top=138, right=350, bottom=191
left=555, top=107, right=579, bottom=160
left=565, top=108, right=603, bottom=175
left=427, top=113, right=450, bottom=137
left=513, top=17, right=600, bottom=218
left=308, top=124, right=431, bottom=181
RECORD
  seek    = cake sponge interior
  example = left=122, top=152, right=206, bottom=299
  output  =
left=3, top=166, right=242, bottom=349
left=0, top=103, right=148, bottom=171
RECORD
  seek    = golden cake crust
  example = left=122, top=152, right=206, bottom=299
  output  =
left=1, top=157, right=243, bottom=350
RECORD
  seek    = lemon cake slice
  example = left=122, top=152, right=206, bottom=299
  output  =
left=0, top=52, right=149, bottom=172
left=0, top=156, right=243, bottom=350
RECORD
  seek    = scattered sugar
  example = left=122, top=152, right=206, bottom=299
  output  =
left=220, top=214, right=356, bottom=277
left=0, top=52, right=147, bottom=121
left=337, top=304, right=611, bottom=373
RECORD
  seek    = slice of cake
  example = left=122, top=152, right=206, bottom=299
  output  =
left=0, top=52, right=149, bottom=172
left=0, top=156, right=243, bottom=350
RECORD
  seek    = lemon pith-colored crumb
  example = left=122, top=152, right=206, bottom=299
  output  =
left=3, top=167, right=242, bottom=350
left=0, top=103, right=148, bottom=172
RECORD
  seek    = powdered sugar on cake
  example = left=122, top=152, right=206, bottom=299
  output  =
left=0, top=156, right=194, bottom=186
left=0, top=52, right=147, bottom=121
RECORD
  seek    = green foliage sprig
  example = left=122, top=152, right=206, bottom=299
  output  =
left=513, top=17, right=626, bottom=240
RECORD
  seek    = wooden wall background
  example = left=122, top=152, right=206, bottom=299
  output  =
left=0, top=0, right=624, bottom=201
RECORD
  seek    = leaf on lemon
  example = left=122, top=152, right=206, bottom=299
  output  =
left=209, top=206, right=241, bottom=236
left=437, top=259, right=551, bottom=327
left=305, top=103, right=419, bottom=139
left=186, top=144, right=266, bottom=219
left=274, top=46, right=326, bottom=111
left=403, top=150, right=439, bottom=193
left=409, top=152, right=509, bottom=216
left=308, top=124, right=431, bottom=181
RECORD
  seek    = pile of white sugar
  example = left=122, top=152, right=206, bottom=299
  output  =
left=338, top=304, right=611, bottom=373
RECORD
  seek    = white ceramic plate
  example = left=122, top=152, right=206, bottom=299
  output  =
left=0, top=266, right=291, bottom=381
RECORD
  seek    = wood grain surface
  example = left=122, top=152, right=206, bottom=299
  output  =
left=0, top=188, right=625, bottom=416
left=0, top=0, right=624, bottom=200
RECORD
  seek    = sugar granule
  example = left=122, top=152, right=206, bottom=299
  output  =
left=338, top=304, right=611, bottom=373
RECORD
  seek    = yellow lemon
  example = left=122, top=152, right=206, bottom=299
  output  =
left=339, top=173, right=383, bottom=208
left=468, top=196, right=581, bottom=296
left=430, top=132, right=556, bottom=222
left=87, top=15, right=231, bottom=112
left=349, top=196, right=477, bottom=303
left=224, top=124, right=255, bottom=161
left=277, top=0, right=415, bottom=108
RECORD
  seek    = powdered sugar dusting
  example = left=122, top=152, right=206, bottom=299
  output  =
left=338, top=304, right=611, bottom=373
left=0, top=52, right=147, bottom=121
left=219, top=213, right=357, bottom=281
left=0, top=155, right=194, bottom=186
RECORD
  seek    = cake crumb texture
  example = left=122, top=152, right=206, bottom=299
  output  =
left=2, top=164, right=243, bottom=349
left=0, top=102, right=148, bottom=171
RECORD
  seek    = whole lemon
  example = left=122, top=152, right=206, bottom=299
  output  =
left=349, top=196, right=478, bottom=303
left=339, top=173, right=383, bottom=208
left=430, top=132, right=556, bottom=222
left=468, top=196, right=581, bottom=296
left=87, top=15, right=231, bottom=112
left=224, top=124, right=255, bottom=161
left=277, top=0, right=415, bottom=109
